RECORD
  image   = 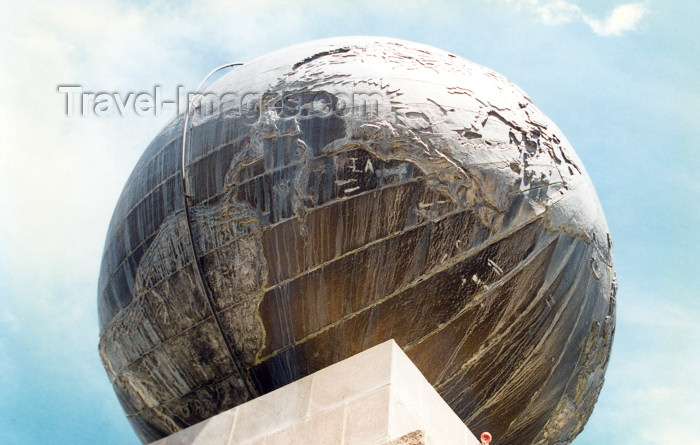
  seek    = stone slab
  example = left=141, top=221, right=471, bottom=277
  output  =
left=151, top=339, right=481, bottom=445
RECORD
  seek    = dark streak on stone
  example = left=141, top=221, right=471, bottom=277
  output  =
left=292, top=47, right=351, bottom=70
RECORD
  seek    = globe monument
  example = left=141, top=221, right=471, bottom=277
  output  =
left=98, top=37, right=616, bottom=444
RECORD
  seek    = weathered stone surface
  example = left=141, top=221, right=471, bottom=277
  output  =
left=388, top=431, right=427, bottom=445
left=98, top=37, right=615, bottom=444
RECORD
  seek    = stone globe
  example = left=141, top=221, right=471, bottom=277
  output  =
left=98, top=37, right=616, bottom=444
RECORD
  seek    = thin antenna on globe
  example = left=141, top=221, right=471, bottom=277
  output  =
left=179, top=62, right=257, bottom=398
left=181, top=62, right=243, bottom=193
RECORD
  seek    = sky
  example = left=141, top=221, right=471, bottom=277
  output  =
left=0, top=0, right=698, bottom=444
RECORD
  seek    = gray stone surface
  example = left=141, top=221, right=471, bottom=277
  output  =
left=98, top=37, right=616, bottom=444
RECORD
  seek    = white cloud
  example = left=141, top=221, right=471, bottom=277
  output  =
left=535, top=0, right=582, bottom=25
left=583, top=3, right=647, bottom=36
left=503, top=1, right=647, bottom=36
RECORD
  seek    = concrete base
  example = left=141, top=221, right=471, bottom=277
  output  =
left=151, top=340, right=481, bottom=445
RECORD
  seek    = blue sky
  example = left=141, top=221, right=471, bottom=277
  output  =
left=0, top=0, right=698, bottom=443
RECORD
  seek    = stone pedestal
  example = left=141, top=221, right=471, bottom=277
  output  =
left=151, top=340, right=481, bottom=445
